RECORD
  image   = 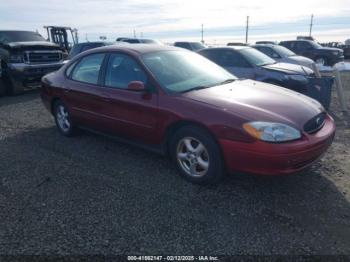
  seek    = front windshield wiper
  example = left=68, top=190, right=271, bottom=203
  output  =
left=181, top=85, right=211, bottom=93
left=182, top=78, right=237, bottom=93
left=217, top=78, right=237, bottom=85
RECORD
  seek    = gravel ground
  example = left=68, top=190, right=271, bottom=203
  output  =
left=0, top=90, right=349, bottom=256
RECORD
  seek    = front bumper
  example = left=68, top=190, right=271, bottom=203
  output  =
left=219, top=115, right=336, bottom=175
left=8, top=62, right=64, bottom=88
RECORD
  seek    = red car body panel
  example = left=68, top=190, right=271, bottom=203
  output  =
left=41, top=45, right=336, bottom=176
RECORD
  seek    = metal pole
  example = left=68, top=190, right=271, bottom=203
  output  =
left=201, top=24, right=204, bottom=43
left=309, top=14, right=314, bottom=37
left=334, top=68, right=348, bottom=112
left=133, top=29, right=136, bottom=38
left=245, top=16, right=249, bottom=44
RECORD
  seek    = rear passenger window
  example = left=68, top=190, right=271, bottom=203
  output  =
left=104, top=53, right=147, bottom=89
left=219, top=51, right=251, bottom=68
left=71, top=54, right=105, bottom=85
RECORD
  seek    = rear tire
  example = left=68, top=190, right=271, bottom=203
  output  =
left=169, top=125, right=224, bottom=185
left=53, top=100, right=78, bottom=137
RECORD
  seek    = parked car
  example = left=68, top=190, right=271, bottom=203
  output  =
left=68, top=42, right=113, bottom=59
left=297, top=36, right=316, bottom=41
left=253, top=44, right=315, bottom=69
left=227, top=42, right=247, bottom=46
left=279, top=40, right=344, bottom=66
left=41, top=44, right=335, bottom=184
left=197, top=46, right=314, bottom=93
left=116, top=38, right=162, bottom=45
left=0, top=30, right=65, bottom=95
left=255, top=41, right=277, bottom=45
left=173, top=42, right=206, bottom=51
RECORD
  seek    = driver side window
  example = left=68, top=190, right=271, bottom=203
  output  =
left=104, top=54, right=147, bottom=89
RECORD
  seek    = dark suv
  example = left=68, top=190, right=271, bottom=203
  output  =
left=0, top=30, right=65, bottom=95
left=279, top=40, right=344, bottom=66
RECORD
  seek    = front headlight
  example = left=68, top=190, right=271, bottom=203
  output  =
left=243, top=121, right=301, bottom=142
left=9, top=54, right=23, bottom=63
left=332, top=51, right=339, bottom=56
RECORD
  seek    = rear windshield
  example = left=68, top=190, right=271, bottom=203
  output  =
left=0, top=31, right=46, bottom=43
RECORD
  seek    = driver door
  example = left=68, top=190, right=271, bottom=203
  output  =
left=99, top=53, right=159, bottom=144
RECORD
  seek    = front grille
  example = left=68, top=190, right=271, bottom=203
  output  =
left=24, top=51, right=63, bottom=64
left=304, top=112, right=326, bottom=134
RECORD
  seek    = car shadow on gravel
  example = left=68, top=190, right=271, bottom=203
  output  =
left=0, top=126, right=349, bottom=255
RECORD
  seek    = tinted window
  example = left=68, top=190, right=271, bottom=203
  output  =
left=239, top=48, right=276, bottom=66
left=81, top=43, right=104, bottom=52
left=105, top=54, right=147, bottom=89
left=0, top=31, right=46, bottom=43
left=255, top=46, right=273, bottom=57
left=202, top=49, right=251, bottom=68
left=122, top=39, right=140, bottom=43
left=190, top=42, right=205, bottom=51
left=65, top=61, right=77, bottom=77
left=68, top=45, right=82, bottom=59
left=272, top=45, right=295, bottom=57
left=175, top=43, right=191, bottom=50
left=71, top=54, right=105, bottom=84
left=297, top=41, right=312, bottom=50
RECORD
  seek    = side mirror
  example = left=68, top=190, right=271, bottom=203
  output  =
left=127, top=81, right=146, bottom=92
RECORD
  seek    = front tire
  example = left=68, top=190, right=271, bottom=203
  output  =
left=53, top=100, right=78, bottom=137
left=170, top=125, right=224, bottom=185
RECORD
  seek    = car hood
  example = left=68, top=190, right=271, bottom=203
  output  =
left=182, top=80, right=323, bottom=129
left=318, top=47, right=343, bottom=52
left=288, top=55, right=314, bottom=65
left=6, top=41, right=60, bottom=49
left=262, top=62, right=313, bottom=76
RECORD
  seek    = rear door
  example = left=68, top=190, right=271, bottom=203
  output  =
left=99, top=53, right=159, bottom=144
left=63, top=53, right=110, bottom=131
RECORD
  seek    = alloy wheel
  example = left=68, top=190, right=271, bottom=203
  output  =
left=56, top=105, right=71, bottom=133
left=176, top=137, right=209, bottom=177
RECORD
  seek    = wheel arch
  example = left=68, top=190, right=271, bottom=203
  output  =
left=50, top=97, right=61, bottom=114
left=163, top=120, right=223, bottom=157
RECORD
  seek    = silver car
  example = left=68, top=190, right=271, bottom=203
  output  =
left=253, top=44, right=315, bottom=69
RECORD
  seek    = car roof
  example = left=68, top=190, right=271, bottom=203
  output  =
left=253, top=44, right=276, bottom=48
left=82, top=44, right=181, bottom=56
left=199, top=46, right=250, bottom=52
left=280, top=40, right=312, bottom=43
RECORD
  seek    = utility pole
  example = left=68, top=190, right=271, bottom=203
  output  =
left=201, top=24, right=204, bottom=44
left=309, top=14, right=314, bottom=36
left=133, top=29, right=136, bottom=38
left=245, top=16, right=249, bottom=44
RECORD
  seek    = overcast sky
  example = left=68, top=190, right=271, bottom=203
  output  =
left=1, top=0, right=350, bottom=43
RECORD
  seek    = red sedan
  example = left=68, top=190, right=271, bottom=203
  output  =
left=41, top=44, right=335, bottom=184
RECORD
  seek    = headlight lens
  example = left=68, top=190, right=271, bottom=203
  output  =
left=332, top=51, right=339, bottom=56
left=243, top=122, right=301, bottom=142
left=9, top=54, right=23, bottom=63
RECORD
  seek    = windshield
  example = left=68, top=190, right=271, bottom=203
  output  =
left=0, top=31, right=46, bottom=43
left=142, top=50, right=235, bottom=93
left=239, top=47, right=276, bottom=66
left=308, top=41, right=323, bottom=49
left=190, top=42, right=206, bottom=51
left=272, top=45, right=296, bottom=57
